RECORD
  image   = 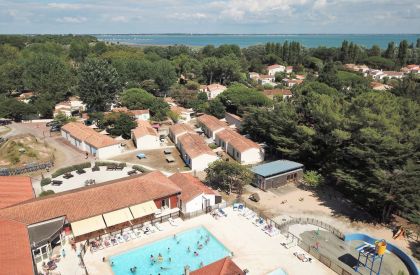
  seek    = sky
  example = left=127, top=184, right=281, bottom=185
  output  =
left=0, top=0, right=419, bottom=34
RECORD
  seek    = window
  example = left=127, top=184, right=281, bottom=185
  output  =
left=161, top=198, right=170, bottom=209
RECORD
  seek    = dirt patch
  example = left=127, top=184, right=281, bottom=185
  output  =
left=0, top=134, right=55, bottom=167
left=110, top=147, right=190, bottom=173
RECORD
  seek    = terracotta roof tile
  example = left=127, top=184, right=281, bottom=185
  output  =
left=169, top=123, right=194, bottom=137
left=0, top=171, right=181, bottom=225
left=0, top=177, right=34, bottom=209
left=169, top=173, right=217, bottom=202
left=132, top=120, right=158, bottom=139
left=62, top=122, right=119, bottom=149
left=191, top=257, right=244, bottom=275
left=197, top=114, right=227, bottom=132
left=216, top=129, right=260, bottom=153
left=267, top=64, right=283, bottom=70
left=178, top=132, right=216, bottom=159
left=202, top=84, right=227, bottom=92
left=0, top=219, right=34, bottom=275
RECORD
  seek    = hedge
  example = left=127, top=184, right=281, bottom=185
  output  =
left=51, top=162, right=91, bottom=178
left=132, top=165, right=150, bottom=173
left=95, top=161, right=126, bottom=167
left=40, top=178, right=51, bottom=186
left=39, top=190, right=55, bottom=197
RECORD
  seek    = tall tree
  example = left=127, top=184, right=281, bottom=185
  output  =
left=78, top=58, right=121, bottom=112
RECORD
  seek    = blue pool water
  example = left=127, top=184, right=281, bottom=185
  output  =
left=110, top=226, right=231, bottom=275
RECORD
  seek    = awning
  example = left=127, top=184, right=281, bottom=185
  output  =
left=130, top=201, right=158, bottom=219
left=29, top=217, right=65, bottom=247
left=71, top=215, right=106, bottom=237
left=103, top=208, right=133, bottom=227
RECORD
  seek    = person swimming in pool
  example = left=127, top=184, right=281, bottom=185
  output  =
left=187, top=246, right=191, bottom=252
left=130, top=266, right=137, bottom=273
left=167, top=247, right=170, bottom=253
left=194, top=251, right=199, bottom=256
left=199, top=261, right=204, bottom=268
left=198, top=244, right=203, bottom=250
left=158, top=254, right=164, bottom=263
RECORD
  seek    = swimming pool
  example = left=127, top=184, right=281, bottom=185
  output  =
left=109, top=226, right=231, bottom=275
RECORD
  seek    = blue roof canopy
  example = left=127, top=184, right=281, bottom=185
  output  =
left=251, top=160, right=304, bottom=178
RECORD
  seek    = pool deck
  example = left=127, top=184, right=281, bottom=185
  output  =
left=83, top=208, right=335, bottom=275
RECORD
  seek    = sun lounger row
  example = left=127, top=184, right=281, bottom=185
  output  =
left=211, top=208, right=228, bottom=219
left=235, top=206, right=280, bottom=237
left=90, top=222, right=166, bottom=252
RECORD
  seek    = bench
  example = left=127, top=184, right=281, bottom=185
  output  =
left=51, top=180, right=63, bottom=186
left=127, top=170, right=137, bottom=176
left=63, top=173, right=73, bottom=179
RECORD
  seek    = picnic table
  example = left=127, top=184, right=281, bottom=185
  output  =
left=136, top=153, right=146, bottom=159
left=63, top=173, right=73, bottom=179
left=163, top=149, right=172, bottom=154
left=51, top=180, right=63, bottom=186
left=76, top=169, right=86, bottom=174
left=127, top=170, right=137, bottom=176
left=165, top=155, right=175, bottom=163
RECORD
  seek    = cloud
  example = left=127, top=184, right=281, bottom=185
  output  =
left=47, top=3, right=84, bottom=10
left=110, top=15, right=129, bottom=22
left=56, top=16, right=87, bottom=23
left=168, top=12, right=209, bottom=20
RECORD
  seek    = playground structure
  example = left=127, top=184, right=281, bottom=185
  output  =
left=354, top=239, right=387, bottom=275
left=345, top=233, right=420, bottom=275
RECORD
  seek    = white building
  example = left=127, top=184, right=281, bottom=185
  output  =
left=170, top=106, right=194, bottom=122
left=131, top=120, right=160, bottom=150
left=169, top=123, right=195, bottom=145
left=282, top=78, right=303, bottom=88
left=215, top=128, right=264, bottom=165
left=225, top=113, right=242, bottom=129
left=258, top=75, right=276, bottom=86
left=382, top=71, right=404, bottom=79
left=197, top=114, right=227, bottom=140
left=368, top=69, right=385, bottom=80
left=110, top=108, right=150, bottom=121
left=61, top=122, right=121, bottom=159
left=200, top=84, right=227, bottom=100
left=266, top=64, right=286, bottom=76
left=249, top=72, right=260, bottom=80
left=286, top=66, right=293, bottom=74
left=169, top=173, right=221, bottom=213
left=54, top=96, right=86, bottom=117
left=177, top=132, right=218, bottom=171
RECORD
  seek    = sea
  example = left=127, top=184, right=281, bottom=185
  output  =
left=94, top=34, right=420, bottom=48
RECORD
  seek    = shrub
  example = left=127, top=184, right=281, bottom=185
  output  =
left=51, top=162, right=91, bottom=178
left=39, top=190, right=55, bottom=197
left=40, top=178, right=51, bottom=186
left=95, top=161, right=126, bottom=167
left=132, top=165, right=149, bottom=173
left=208, top=143, right=218, bottom=150
left=92, top=165, right=100, bottom=172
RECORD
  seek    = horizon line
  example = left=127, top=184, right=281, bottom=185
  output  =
left=2, top=33, right=420, bottom=36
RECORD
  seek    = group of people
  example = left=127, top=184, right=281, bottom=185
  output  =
left=125, top=232, right=211, bottom=273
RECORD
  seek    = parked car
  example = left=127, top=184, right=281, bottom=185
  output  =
left=46, top=121, right=59, bottom=127
left=50, top=125, right=61, bottom=132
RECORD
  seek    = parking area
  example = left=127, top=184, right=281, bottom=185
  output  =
left=110, top=147, right=190, bottom=173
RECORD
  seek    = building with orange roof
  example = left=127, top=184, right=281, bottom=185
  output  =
left=0, top=176, right=34, bottom=209
left=131, top=120, right=160, bottom=149
left=197, top=114, right=227, bottom=140
left=61, top=122, right=121, bottom=159
left=0, top=172, right=182, bottom=273
left=53, top=96, right=86, bottom=117
left=109, top=107, right=150, bottom=120
left=0, top=219, right=35, bottom=275
left=282, top=78, right=303, bottom=88
left=225, top=112, right=242, bottom=129
left=200, top=83, right=227, bottom=99
left=286, top=66, right=293, bottom=73
left=171, top=105, right=194, bottom=122
left=258, top=74, right=276, bottom=86
left=169, top=173, right=221, bottom=213
left=190, top=256, right=245, bottom=275
left=169, top=123, right=195, bottom=144
left=266, top=64, right=286, bottom=76
left=177, top=132, right=218, bottom=171
left=215, top=128, right=264, bottom=165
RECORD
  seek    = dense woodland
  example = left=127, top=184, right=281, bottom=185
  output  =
left=0, top=35, right=419, bottom=230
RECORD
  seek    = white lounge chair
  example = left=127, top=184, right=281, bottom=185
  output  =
left=246, top=211, right=256, bottom=220
left=133, top=228, right=142, bottom=237
left=127, top=229, right=137, bottom=239
left=149, top=225, right=158, bottom=232
left=116, top=234, right=125, bottom=243
left=154, top=222, right=164, bottom=231
left=168, top=217, right=179, bottom=226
